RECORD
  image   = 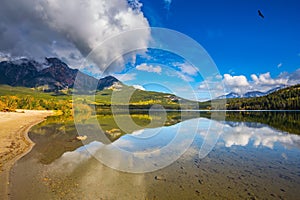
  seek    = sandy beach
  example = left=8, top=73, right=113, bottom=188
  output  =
left=0, top=110, right=53, bottom=200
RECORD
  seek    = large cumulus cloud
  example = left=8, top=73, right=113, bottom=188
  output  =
left=0, top=0, right=150, bottom=72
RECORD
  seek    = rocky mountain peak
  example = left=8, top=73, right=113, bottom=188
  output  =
left=45, top=57, right=69, bottom=69
left=0, top=57, right=120, bottom=92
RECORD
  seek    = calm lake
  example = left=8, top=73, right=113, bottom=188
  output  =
left=10, top=111, right=300, bottom=200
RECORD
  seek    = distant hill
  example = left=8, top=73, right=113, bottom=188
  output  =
left=0, top=57, right=120, bottom=92
left=217, top=92, right=240, bottom=99
left=224, top=84, right=300, bottom=110
left=242, top=91, right=265, bottom=98
left=0, top=57, right=199, bottom=112
left=217, top=86, right=286, bottom=99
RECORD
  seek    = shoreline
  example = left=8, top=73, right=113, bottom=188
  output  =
left=0, top=110, right=53, bottom=200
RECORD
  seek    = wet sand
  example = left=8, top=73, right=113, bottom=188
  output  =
left=0, top=110, right=53, bottom=200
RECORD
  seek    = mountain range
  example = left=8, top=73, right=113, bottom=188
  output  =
left=0, top=57, right=119, bottom=92
left=217, top=86, right=287, bottom=99
left=0, top=57, right=299, bottom=111
left=0, top=57, right=291, bottom=100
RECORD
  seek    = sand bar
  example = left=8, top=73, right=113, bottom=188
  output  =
left=0, top=109, right=53, bottom=199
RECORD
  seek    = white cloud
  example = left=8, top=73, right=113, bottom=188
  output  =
left=114, top=73, right=136, bottom=82
left=250, top=74, right=258, bottom=82
left=136, top=63, right=162, bottom=74
left=177, top=63, right=198, bottom=76
left=223, top=74, right=249, bottom=87
left=251, top=72, right=288, bottom=86
left=132, top=84, right=145, bottom=90
left=163, top=67, right=195, bottom=83
left=215, top=74, right=223, bottom=79
left=0, top=52, right=11, bottom=62
left=0, top=0, right=150, bottom=72
left=175, top=71, right=194, bottom=82
left=197, top=120, right=300, bottom=149
left=198, top=80, right=226, bottom=99
left=223, top=74, right=250, bottom=94
left=220, top=122, right=300, bottom=149
left=162, top=62, right=197, bottom=82
left=286, top=68, right=300, bottom=82
left=277, top=63, right=283, bottom=68
left=198, top=69, right=300, bottom=97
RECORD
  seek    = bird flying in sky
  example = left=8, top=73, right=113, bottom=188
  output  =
left=258, top=10, right=265, bottom=19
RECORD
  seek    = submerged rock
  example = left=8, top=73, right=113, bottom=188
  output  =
left=76, top=135, right=87, bottom=141
left=154, top=175, right=166, bottom=181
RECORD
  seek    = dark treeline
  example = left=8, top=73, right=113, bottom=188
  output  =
left=225, top=84, right=300, bottom=110
left=224, top=111, right=300, bottom=135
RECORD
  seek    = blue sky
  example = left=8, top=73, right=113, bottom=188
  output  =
left=141, top=0, right=300, bottom=76
left=110, top=0, right=300, bottom=100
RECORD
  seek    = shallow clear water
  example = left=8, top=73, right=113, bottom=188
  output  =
left=10, top=112, right=300, bottom=199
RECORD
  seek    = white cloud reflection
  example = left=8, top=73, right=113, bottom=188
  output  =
left=50, top=118, right=300, bottom=174
left=220, top=122, right=300, bottom=149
